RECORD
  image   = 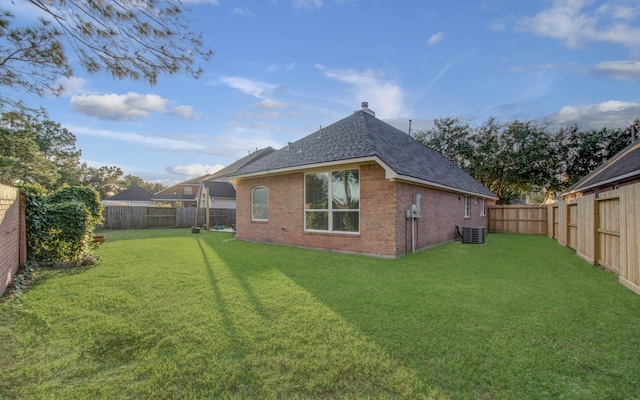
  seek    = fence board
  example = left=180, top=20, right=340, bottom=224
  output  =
left=567, top=203, right=578, bottom=250
left=102, top=206, right=236, bottom=230
left=488, top=206, right=547, bottom=235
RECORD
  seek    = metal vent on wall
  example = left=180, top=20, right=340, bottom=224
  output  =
left=462, top=226, right=485, bottom=244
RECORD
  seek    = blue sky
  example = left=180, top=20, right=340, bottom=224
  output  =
left=8, top=0, right=640, bottom=186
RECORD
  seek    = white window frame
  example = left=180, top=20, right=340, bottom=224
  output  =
left=464, top=195, right=471, bottom=218
left=480, top=198, right=487, bottom=217
left=304, top=168, right=360, bottom=234
left=251, top=186, right=268, bottom=221
left=184, top=186, right=193, bottom=195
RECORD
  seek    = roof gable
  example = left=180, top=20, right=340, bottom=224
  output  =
left=233, top=110, right=495, bottom=198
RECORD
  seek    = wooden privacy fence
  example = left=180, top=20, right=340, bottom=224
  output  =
left=488, top=206, right=548, bottom=234
left=489, top=183, right=640, bottom=295
left=102, top=206, right=236, bottom=230
left=0, top=184, right=26, bottom=296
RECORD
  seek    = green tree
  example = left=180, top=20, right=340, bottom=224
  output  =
left=413, top=117, right=474, bottom=171
left=1, top=1, right=213, bottom=111
left=77, top=163, right=124, bottom=199
left=562, top=125, right=634, bottom=187
left=35, top=119, right=82, bottom=187
left=121, top=174, right=166, bottom=193
left=0, top=112, right=58, bottom=186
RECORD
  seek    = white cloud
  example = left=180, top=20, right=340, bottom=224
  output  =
left=517, top=0, right=640, bottom=51
left=592, top=60, right=640, bottom=80
left=70, top=92, right=198, bottom=121
left=292, top=0, right=323, bottom=9
left=218, top=76, right=279, bottom=98
left=71, top=92, right=168, bottom=121
left=427, top=32, right=443, bottom=45
left=67, top=125, right=205, bottom=152
left=546, top=100, right=640, bottom=128
left=166, top=105, right=201, bottom=120
left=316, top=66, right=405, bottom=119
left=166, top=164, right=225, bottom=177
left=56, top=76, right=89, bottom=97
left=253, top=98, right=294, bottom=109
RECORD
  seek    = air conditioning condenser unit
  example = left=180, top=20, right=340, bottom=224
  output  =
left=462, top=226, right=485, bottom=244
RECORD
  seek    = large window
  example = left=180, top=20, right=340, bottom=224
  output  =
left=305, top=169, right=359, bottom=233
left=251, top=186, right=268, bottom=221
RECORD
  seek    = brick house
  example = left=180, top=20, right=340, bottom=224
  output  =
left=231, top=103, right=497, bottom=258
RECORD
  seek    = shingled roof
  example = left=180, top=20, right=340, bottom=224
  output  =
left=564, top=138, right=640, bottom=195
left=201, top=181, right=236, bottom=198
left=232, top=108, right=496, bottom=198
left=105, top=185, right=154, bottom=202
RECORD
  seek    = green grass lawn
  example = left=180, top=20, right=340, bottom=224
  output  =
left=1, top=230, right=639, bottom=399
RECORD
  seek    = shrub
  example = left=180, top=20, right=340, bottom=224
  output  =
left=22, top=184, right=103, bottom=264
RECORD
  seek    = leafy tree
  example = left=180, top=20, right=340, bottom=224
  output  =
left=0, top=112, right=58, bottom=186
left=34, top=119, right=82, bottom=186
left=562, top=125, right=634, bottom=187
left=1, top=1, right=213, bottom=111
left=413, top=117, right=474, bottom=171
left=121, top=174, right=166, bottom=193
left=77, top=163, right=123, bottom=199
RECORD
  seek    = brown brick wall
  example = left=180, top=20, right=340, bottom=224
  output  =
left=235, top=163, right=493, bottom=258
left=0, top=184, right=22, bottom=295
left=395, top=184, right=491, bottom=256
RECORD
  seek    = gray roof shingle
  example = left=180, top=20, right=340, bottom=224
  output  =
left=202, top=181, right=236, bottom=198
left=105, top=185, right=154, bottom=201
left=233, top=110, right=495, bottom=198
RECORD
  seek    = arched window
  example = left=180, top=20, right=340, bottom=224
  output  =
left=251, top=186, right=268, bottom=221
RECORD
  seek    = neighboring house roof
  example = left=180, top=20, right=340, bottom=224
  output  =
left=232, top=108, right=496, bottom=199
left=202, top=181, right=236, bottom=198
left=203, top=147, right=276, bottom=181
left=564, top=138, right=640, bottom=195
left=104, top=186, right=154, bottom=202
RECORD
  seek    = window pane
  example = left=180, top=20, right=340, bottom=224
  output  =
left=333, top=211, right=359, bottom=232
left=306, top=211, right=328, bottom=230
left=252, top=187, right=268, bottom=220
left=305, top=173, right=329, bottom=209
left=332, top=169, right=359, bottom=209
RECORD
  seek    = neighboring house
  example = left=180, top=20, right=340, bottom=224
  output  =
left=152, top=176, right=203, bottom=207
left=102, top=185, right=155, bottom=206
left=231, top=103, right=498, bottom=258
left=562, top=138, right=640, bottom=201
left=194, top=147, right=275, bottom=209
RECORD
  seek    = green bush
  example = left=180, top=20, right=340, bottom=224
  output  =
left=22, top=184, right=103, bottom=264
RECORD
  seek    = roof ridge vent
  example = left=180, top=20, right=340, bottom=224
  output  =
left=358, top=101, right=376, bottom=117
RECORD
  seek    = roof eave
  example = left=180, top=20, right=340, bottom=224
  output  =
left=562, top=169, right=640, bottom=195
left=232, top=156, right=497, bottom=199
left=391, top=173, right=498, bottom=200
left=231, top=156, right=384, bottom=179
